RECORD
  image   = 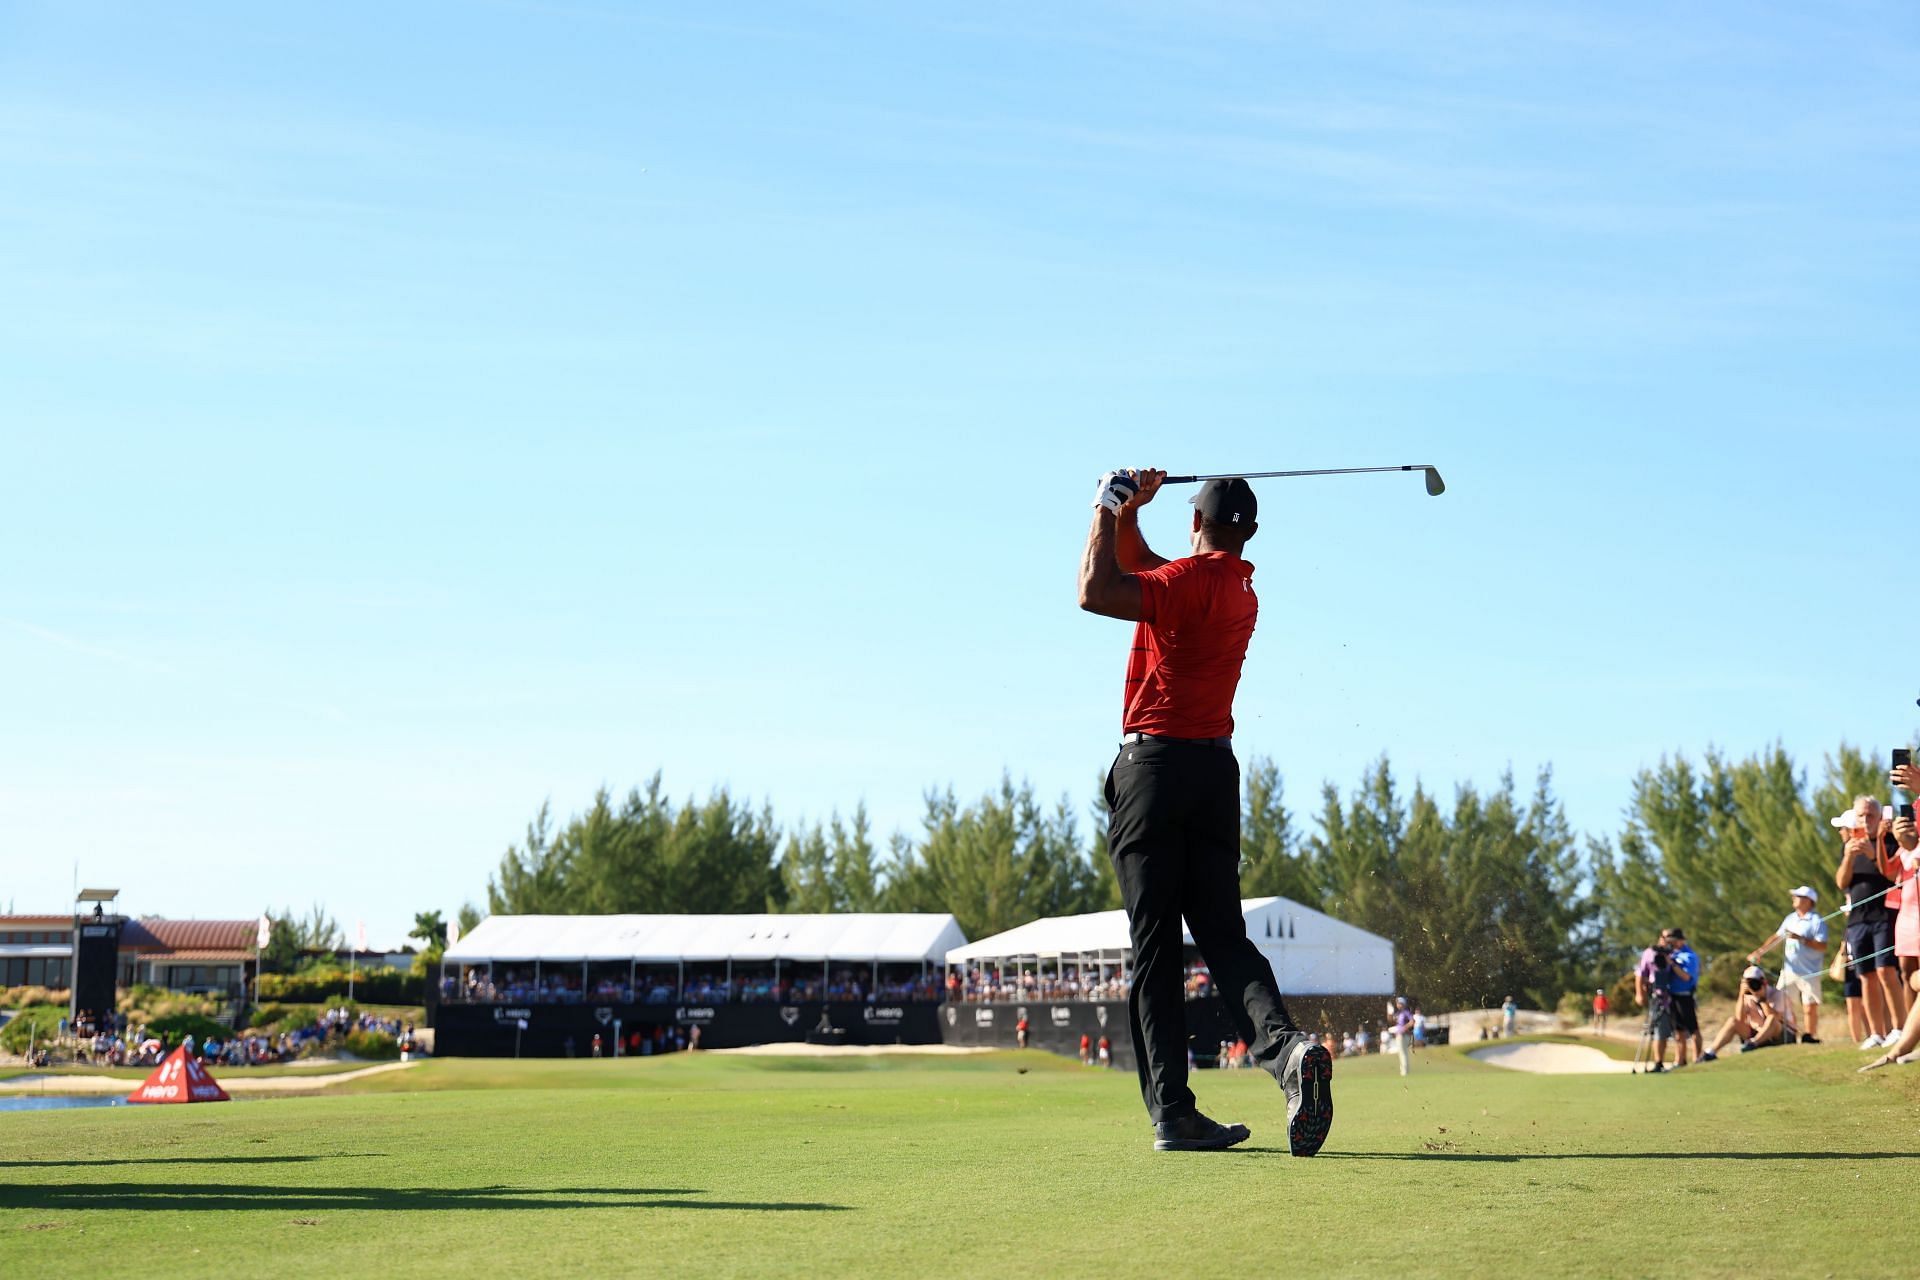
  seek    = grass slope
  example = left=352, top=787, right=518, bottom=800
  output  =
left=2, top=1045, right=1915, bottom=1279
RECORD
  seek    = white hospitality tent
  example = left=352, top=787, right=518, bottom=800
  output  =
left=945, top=897, right=1393, bottom=995
left=442, top=912, right=969, bottom=995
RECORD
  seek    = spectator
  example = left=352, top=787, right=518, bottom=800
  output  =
left=1592, top=988, right=1610, bottom=1034
left=1390, top=997, right=1414, bottom=1077
left=1080, top=1032, right=1092, bottom=1066
left=1411, top=1004, right=1427, bottom=1048
left=1883, top=773, right=1920, bottom=995
left=1835, top=800, right=1908, bottom=1045
left=1097, top=1034, right=1111, bottom=1068
left=1702, top=965, right=1797, bottom=1060
left=1746, top=886, right=1827, bottom=1043
left=1501, top=995, right=1517, bottom=1038
left=1664, top=928, right=1703, bottom=1065
left=1832, top=942, right=1869, bottom=1044
left=1634, top=936, right=1675, bottom=1073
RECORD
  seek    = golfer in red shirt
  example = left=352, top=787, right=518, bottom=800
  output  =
left=1079, top=468, right=1333, bottom=1155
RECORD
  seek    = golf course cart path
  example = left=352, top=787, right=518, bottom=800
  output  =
left=1469, top=1043, right=1633, bottom=1074
left=0, top=1060, right=420, bottom=1095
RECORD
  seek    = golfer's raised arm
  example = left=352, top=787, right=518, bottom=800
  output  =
left=1079, top=472, right=1144, bottom=620
left=1115, top=468, right=1170, bottom=573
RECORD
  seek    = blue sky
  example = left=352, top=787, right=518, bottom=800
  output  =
left=3, top=2, right=1916, bottom=947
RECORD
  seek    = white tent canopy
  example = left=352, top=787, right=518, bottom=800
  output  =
left=946, top=897, right=1393, bottom=995
left=443, top=913, right=968, bottom=966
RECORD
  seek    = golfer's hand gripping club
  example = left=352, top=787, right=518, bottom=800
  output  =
left=1092, top=470, right=1140, bottom=515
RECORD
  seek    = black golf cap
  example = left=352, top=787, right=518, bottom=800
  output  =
left=1191, top=477, right=1257, bottom=527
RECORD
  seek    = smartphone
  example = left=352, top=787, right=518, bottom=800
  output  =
left=1897, top=749, right=1916, bottom=821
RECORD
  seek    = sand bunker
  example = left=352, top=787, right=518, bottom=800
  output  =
left=0, top=1060, right=419, bottom=1095
left=1469, top=1043, right=1634, bottom=1074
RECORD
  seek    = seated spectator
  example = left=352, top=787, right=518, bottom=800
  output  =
left=1746, top=885, right=1828, bottom=1043
left=1702, top=965, right=1798, bottom=1060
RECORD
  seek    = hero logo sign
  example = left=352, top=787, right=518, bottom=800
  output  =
left=1050, top=1007, right=1072, bottom=1027
left=676, top=1007, right=716, bottom=1022
left=779, top=1007, right=801, bottom=1026
left=974, top=1008, right=994, bottom=1028
left=1096, top=1006, right=1109, bottom=1028
left=863, top=1007, right=904, bottom=1023
left=945, top=1007, right=957, bottom=1026
left=594, top=1007, right=613, bottom=1026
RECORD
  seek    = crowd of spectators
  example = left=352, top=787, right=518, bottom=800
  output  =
left=446, top=965, right=943, bottom=1006
left=946, top=966, right=1131, bottom=1003
left=1621, top=780, right=1920, bottom=1074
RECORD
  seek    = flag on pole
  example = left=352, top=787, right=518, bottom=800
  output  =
left=356, top=920, right=367, bottom=953
left=447, top=917, right=461, bottom=946
left=256, top=915, right=270, bottom=949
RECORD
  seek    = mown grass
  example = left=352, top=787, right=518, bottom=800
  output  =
left=1, top=1044, right=1914, bottom=1278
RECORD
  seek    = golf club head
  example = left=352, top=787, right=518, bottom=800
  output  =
left=1423, top=467, right=1446, bottom=497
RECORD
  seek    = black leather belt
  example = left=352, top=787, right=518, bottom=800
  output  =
left=1120, top=732, right=1233, bottom=750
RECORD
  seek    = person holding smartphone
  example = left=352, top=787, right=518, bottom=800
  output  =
left=1887, top=758, right=1920, bottom=992
left=1835, top=798, right=1909, bottom=1044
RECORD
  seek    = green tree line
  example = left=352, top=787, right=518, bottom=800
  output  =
left=483, top=742, right=1906, bottom=1010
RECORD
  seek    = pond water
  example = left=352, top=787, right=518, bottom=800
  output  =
left=0, top=1095, right=130, bottom=1112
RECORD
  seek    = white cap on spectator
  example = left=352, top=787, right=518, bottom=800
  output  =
left=1791, top=885, right=1819, bottom=903
left=1831, top=810, right=1865, bottom=830
left=1743, top=964, right=1766, bottom=980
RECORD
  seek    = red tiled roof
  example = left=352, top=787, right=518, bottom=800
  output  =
left=120, top=919, right=256, bottom=954
left=154, top=949, right=252, bottom=962
left=0, top=915, right=75, bottom=928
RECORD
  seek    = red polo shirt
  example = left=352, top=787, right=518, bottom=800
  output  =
left=1122, top=552, right=1257, bottom=738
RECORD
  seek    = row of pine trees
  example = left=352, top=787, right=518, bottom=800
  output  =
left=484, top=743, right=1899, bottom=1010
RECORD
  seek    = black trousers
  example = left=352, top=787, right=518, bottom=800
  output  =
left=1106, top=738, right=1303, bottom=1122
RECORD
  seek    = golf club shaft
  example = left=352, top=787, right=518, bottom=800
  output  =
left=1162, top=465, right=1436, bottom=484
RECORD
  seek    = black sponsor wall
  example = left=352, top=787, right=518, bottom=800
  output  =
left=938, top=995, right=1393, bottom=1072
left=434, top=1001, right=942, bottom=1057
left=70, top=917, right=122, bottom=1024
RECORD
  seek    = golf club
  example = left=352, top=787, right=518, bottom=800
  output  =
left=1163, top=465, right=1446, bottom=497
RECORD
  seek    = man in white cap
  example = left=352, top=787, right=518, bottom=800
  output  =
left=1701, top=965, right=1798, bottom=1061
left=1747, top=886, right=1828, bottom=1043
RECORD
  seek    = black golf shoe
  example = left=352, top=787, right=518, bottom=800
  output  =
left=1152, top=1111, right=1251, bottom=1152
left=1280, top=1037, right=1334, bottom=1157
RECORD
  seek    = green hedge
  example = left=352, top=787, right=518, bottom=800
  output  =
left=146, top=1013, right=231, bottom=1048
left=0, top=1005, right=65, bottom=1054
left=344, top=1029, right=399, bottom=1060
left=256, top=966, right=421, bottom=1005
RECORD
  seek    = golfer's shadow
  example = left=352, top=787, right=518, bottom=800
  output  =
left=1302, top=1151, right=1920, bottom=1164
left=0, top=1182, right=849, bottom=1213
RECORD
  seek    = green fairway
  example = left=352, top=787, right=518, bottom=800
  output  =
left=3, top=1045, right=1915, bottom=1278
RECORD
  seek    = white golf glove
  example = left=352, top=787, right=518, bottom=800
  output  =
left=1092, top=469, right=1139, bottom=515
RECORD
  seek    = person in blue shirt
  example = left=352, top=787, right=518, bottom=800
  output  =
left=1663, top=928, right=1703, bottom=1065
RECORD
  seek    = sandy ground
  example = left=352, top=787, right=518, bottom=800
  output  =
left=0, top=1060, right=420, bottom=1095
left=711, top=1043, right=997, bottom=1057
left=1468, top=1043, right=1634, bottom=1074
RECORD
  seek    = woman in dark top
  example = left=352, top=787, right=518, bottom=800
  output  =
left=1836, top=799, right=1907, bottom=1046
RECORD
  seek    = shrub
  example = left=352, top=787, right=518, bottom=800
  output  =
left=118, top=985, right=224, bottom=1022
left=145, top=1013, right=231, bottom=1048
left=1554, top=990, right=1590, bottom=1027
left=0, top=1005, right=65, bottom=1054
left=0, top=986, right=66, bottom=1010
left=344, top=1029, right=399, bottom=1060
left=257, top=966, right=419, bottom=1005
left=243, top=1003, right=311, bottom=1035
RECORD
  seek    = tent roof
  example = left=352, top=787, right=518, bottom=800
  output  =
left=443, top=913, right=968, bottom=964
left=946, top=897, right=1390, bottom=963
